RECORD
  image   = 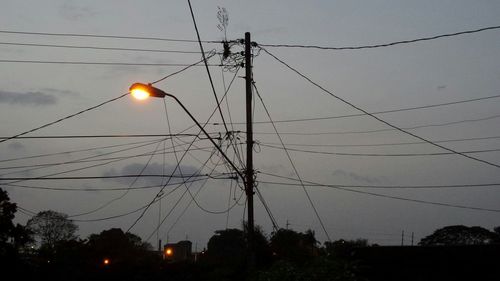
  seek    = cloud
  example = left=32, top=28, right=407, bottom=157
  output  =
left=7, top=142, right=26, bottom=151
left=59, top=1, right=96, bottom=21
left=331, top=169, right=387, bottom=184
left=41, top=88, right=80, bottom=97
left=0, top=90, right=57, bottom=106
left=102, top=162, right=199, bottom=186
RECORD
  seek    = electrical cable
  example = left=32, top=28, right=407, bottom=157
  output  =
left=0, top=133, right=213, bottom=140
left=187, top=0, right=230, bottom=134
left=260, top=173, right=500, bottom=213
left=151, top=51, right=217, bottom=84
left=0, top=41, right=204, bottom=54
left=260, top=47, right=500, bottom=169
left=247, top=94, right=500, bottom=124
left=0, top=138, right=165, bottom=163
left=1, top=178, right=214, bottom=192
left=253, top=82, right=331, bottom=241
left=0, top=29, right=221, bottom=43
left=234, top=111, right=500, bottom=136
left=0, top=92, right=129, bottom=144
left=69, top=139, right=166, bottom=217
left=259, top=25, right=500, bottom=50
left=0, top=59, right=224, bottom=67
left=254, top=186, right=280, bottom=231
left=260, top=135, right=500, bottom=148
left=0, top=143, right=228, bottom=179
left=260, top=144, right=500, bottom=157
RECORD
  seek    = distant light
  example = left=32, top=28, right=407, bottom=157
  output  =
left=103, top=258, right=110, bottom=265
left=131, top=88, right=150, bottom=100
left=166, top=248, right=173, bottom=256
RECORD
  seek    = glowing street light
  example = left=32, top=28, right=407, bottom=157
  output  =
left=128, top=82, right=245, bottom=182
left=130, top=83, right=166, bottom=100
left=165, top=248, right=173, bottom=256
left=103, top=258, right=110, bottom=265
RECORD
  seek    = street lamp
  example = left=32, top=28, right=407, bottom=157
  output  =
left=128, top=83, right=244, bottom=182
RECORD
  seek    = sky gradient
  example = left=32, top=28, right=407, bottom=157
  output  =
left=1, top=0, right=500, bottom=248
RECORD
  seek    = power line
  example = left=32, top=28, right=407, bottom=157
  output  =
left=260, top=135, right=500, bottom=148
left=0, top=29, right=221, bottom=43
left=260, top=173, right=500, bottom=213
left=1, top=178, right=211, bottom=192
left=0, top=59, right=224, bottom=67
left=259, top=25, right=500, bottom=50
left=0, top=41, right=203, bottom=54
left=251, top=112, right=500, bottom=136
left=187, top=0, right=230, bottom=134
left=76, top=140, right=166, bottom=218
left=151, top=52, right=218, bottom=84
left=254, top=186, right=280, bottom=231
left=253, top=82, right=331, bottom=241
left=215, top=94, right=500, bottom=125
left=260, top=180, right=500, bottom=190
left=0, top=93, right=129, bottom=144
left=260, top=47, right=500, bottom=170
left=0, top=133, right=219, bottom=140
left=0, top=174, right=227, bottom=181
left=0, top=138, right=165, bottom=163
left=0, top=143, right=222, bottom=178
left=260, top=143, right=500, bottom=157
left=259, top=172, right=500, bottom=189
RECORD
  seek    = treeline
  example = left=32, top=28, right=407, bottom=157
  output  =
left=2, top=187, right=500, bottom=281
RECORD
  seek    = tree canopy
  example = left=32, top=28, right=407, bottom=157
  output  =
left=26, top=210, right=78, bottom=249
left=419, top=225, right=498, bottom=246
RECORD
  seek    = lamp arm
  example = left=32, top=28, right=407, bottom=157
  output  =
left=165, top=93, right=246, bottom=183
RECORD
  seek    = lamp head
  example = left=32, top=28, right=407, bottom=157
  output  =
left=130, top=83, right=167, bottom=100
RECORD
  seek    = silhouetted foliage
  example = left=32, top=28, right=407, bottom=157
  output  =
left=0, top=188, right=34, bottom=278
left=325, top=239, right=369, bottom=258
left=270, top=228, right=318, bottom=264
left=0, top=188, right=17, bottom=245
left=26, top=210, right=78, bottom=251
left=419, top=225, right=497, bottom=246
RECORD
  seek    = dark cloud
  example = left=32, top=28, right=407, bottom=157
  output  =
left=0, top=90, right=57, bottom=106
left=59, top=1, right=96, bottom=21
left=332, top=169, right=387, bottom=184
left=41, top=88, right=80, bottom=97
left=102, top=162, right=199, bottom=186
left=7, top=142, right=26, bottom=151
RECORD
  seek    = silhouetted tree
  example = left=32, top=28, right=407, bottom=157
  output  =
left=0, top=188, right=17, bottom=246
left=270, top=228, right=319, bottom=264
left=0, top=188, right=34, bottom=279
left=86, top=228, right=158, bottom=281
left=419, top=225, right=497, bottom=246
left=324, top=239, right=369, bottom=258
left=26, top=210, right=78, bottom=251
left=0, top=188, right=33, bottom=252
left=492, top=226, right=500, bottom=244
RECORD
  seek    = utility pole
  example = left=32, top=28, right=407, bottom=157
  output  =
left=245, top=32, right=255, bottom=268
left=401, top=230, right=404, bottom=246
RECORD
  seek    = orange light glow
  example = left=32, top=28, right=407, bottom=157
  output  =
left=103, top=258, right=110, bottom=265
left=166, top=248, right=173, bottom=256
left=131, top=88, right=150, bottom=100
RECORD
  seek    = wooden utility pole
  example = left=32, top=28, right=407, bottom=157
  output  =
left=245, top=32, right=255, bottom=267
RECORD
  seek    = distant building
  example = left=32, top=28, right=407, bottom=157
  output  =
left=163, top=240, right=192, bottom=262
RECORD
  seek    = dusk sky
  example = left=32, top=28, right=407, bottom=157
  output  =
left=1, top=0, right=499, bottom=248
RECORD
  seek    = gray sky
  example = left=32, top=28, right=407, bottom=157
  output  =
left=1, top=0, right=500, bottom=247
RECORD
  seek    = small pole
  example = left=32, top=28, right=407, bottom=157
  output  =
left=411, top=232, right=414, bottom=246
left=401, top=230, right=404, bottom=246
